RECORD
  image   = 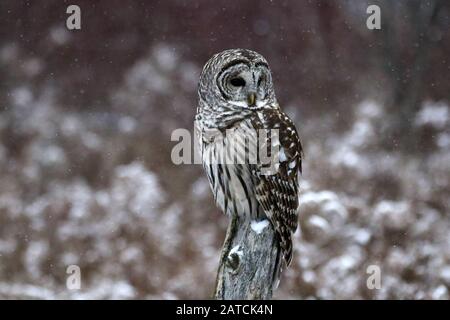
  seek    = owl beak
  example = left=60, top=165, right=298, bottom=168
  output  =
left=247, top=93, right=256, bottom=106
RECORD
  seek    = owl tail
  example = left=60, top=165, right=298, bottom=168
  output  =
left=283, top=238, right=293, bottom=266
left=272, top=233, right=293, bottom=289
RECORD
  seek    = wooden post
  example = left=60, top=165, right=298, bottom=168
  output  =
left=213, top=216, right=280, bottom=300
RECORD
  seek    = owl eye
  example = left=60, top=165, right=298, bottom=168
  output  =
left=230, top=77, right=246, bottom=87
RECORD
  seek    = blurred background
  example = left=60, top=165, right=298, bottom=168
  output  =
left=0, top=0, right=449, bottom=299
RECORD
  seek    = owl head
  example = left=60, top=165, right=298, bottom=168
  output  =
left=198, top=49, right=276, bottom=110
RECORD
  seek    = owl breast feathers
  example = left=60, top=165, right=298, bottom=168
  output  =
left=195, top=48, right=303, bottom=267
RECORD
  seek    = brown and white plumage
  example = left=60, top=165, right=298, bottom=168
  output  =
left=195, top=49, right=303, bottom=274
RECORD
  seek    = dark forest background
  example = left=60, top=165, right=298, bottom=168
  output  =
left=0, top=0, right=449, bottom=299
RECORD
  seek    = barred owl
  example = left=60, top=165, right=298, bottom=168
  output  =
left=195, top=49, right=303, bottom=273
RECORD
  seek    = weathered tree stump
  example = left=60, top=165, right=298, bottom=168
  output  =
left=213, top=216, right=281, bottom=300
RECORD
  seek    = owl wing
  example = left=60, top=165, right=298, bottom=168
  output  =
left=252, top=107, right=303, bottom=266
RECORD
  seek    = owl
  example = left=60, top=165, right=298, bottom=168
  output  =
left=195, top=49, right=303, bottom=275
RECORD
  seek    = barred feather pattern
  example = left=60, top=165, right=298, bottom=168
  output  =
left=196, top=105, right=302, bottom=266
